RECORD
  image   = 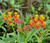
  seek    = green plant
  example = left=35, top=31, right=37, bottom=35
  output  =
left=0, top=12, right=49, bottom=43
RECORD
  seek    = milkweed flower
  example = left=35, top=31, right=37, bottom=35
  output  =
left=14, top=19, right=18, bottom=24
left=13, top=12, right=20, bottom=24
left=14, top=12, right=18, bottom=16
left=8, top=12, right=12, bottom=18
left=26, top=25, right=31, bottom=31
left=16, top=15, right=20, bottom=19
left=41, top=21, right=46, bottom=29
left=33, top=14, right=38, bottom=24
left=2, top=14, right=6, bottom=17
left=35, top=22, right=40, bottom=29
left=30, top=15, right=33, bottom=19
left=39, top=31, right=43, bottom=34
left=40, top=15, right=45, bottom=23
left=8, top=18, right=12, bottom=24
left=23, top=32, right=26, bottom=34
left=27, top=25, right=31, bottom=29
left=18, top=19, right=21, bottom=24
left=8, top=12, right=12, bottom=16
left=22, top=20, right=24, bottom=23
left=23, top=25, right=31, bottom=31
left=35, top=14, right=38, bottom=18
left=29, top=20, right=33, bottom=25
left=33, top=17, right=38, bottom=24
left=2, top=14, right=7, bottom=21
left=17, top=28, right=22, bottom=32
left=23, top=26, right=27, bottom=30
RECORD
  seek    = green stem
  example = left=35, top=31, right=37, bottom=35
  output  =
left=38, top=42, right=42, bottom=43
left=26, top=28, right=35, bottom=42
left=12, top=26, right=20, bottom=43
left=38, top=39, right=42, bottom=43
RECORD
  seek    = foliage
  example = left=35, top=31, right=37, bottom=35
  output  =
left=0, top=0, right=50, bottom=43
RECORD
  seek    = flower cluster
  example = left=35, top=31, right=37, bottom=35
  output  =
left=23, top=25, right=31, bottom=31
left=29, top=14, right=46, bottom=29
left=23, top=14, right=46, bottom=32
left=2, top=12, right=46, bottom=33
left=2, top=12, right=23, bottom=24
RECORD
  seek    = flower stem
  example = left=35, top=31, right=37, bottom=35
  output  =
left=26, top=28, right=35, bottom=42
left=12, top=26, right=20, bottom=43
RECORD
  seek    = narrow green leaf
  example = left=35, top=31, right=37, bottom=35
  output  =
left=1, top=26, right=7, bottom=32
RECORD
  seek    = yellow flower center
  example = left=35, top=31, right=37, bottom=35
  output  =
left=36, top=22, right=40, bottom=26
left=40, top=15, right=45, bottom=21
left=17, top=15, right=20, bottom=18
left=34, top=17, right=38, bottom=21
left=8, top=12, right=11, bottom=16
left=8, top=18, right=11, bottom=21
left=29, top=20, right=33, bottom=25
left=43, top=21, right=46, bottom=26
left=35, top=14, right=38, bottom=18
left=39, top=31, right=43, bottom=34
left=40, top=15, right=43, bottom=18
left=14, top=12, right=18, bottom=16
left=2, top=14, right=6, bottom=17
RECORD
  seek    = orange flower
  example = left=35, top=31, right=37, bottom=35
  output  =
left=40, top=15, right=45, bottom=21
left=34, top=17, right=38, bottom=22
left=39, top=31, right=43, bottom=34
left=8, top=18, right=11, bottom=21
left=14, top=12, right=18, bottom=16
left=23, top=32, right=26, bottom=34
left=8, top=18, right=12, bottom=24
left=40, top=15, right=43, bottom=18
left=41, top=21, right=46, bottom=29
left=35, top=22, right=40, bottom=29
left=42, top=21, right=46, bottom=26
left=16, top=15, right=20, bottom=19
left=17, top=28, right=22, bottom=32
left=35, top=14, right=38, bottom=18
left=36, top=22, right=40, bottom=26
left=29, top=20, right=33, bottom=25
left=2, top=14, right=7, bottom=21
left=8, top=12, right=12, bottom=16
left=2, top=14, right=6, bottom=18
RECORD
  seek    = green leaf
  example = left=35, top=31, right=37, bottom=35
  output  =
left=8, top=33, right=15, bottom=37
left=46, top=20, right=50, bottom=28
left=38, top=7, right=43, bottom=11
left=0, top=0, right=2, bottom=2
left=25, top=13, right=30, bottom=23
left=31, top=5, right=35, bottom=12
left=0, top=26, right=7, bottom=32
left=14, top=5, right=21, bottom=8
left=26, top=28, right=35, bottom=42
left=3, top=34, right=5, bottom=38
left=2, top=2, right=7, bottom=6
left=45, top=0, right=50, bottom=3
left=15, top=9, right=20, bottom=12
left=46, top=20, right=50, bottom=23
left=19, top=0, right=23, bottom=4
left=0, top=40, right=7, bottom=43
left=20, top=12, right=24, bottom=20
left=46, top=4, right=50, bottom=11
left=0, top=10, right=3, bottom=14
left=44, top=36, right=50, bottom=40
left=10, top=0, right=14, bottom=5
left=26, top=28, right=41, bottom=42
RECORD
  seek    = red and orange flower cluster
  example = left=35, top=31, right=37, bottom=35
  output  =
left=2, top=12, right=24, bottom=24
left=29, top=14, right=46, bottom=29
left=2, top=12, right=46, bottom=32
left=23, top=14, right=46, bottom=32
